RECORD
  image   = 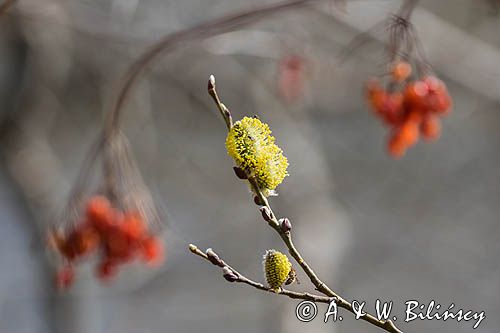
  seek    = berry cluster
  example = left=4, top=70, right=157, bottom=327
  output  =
left=52, top=195, right=164, bottom=290
left=366, top=61, right=452, bottom=157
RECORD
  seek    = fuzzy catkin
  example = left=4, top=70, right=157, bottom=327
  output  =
left=263, top=249, right=292, bottom=290
left=226, top=117, right=288, bottom=195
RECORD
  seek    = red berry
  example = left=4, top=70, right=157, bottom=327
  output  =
left=86, top=196, right=113, bottom=231
left=391, top=61, right=412, bottom=82
left=421, top=116, right=441, bottom=141
left=56, top=266, right=75, bottom=290
left=141, top=237, right=164, bottom=266
left=122, top=212, right=146, bottom=240
left=388, top=133, right=407, bottom=158
left=381, top=93, right=404, bottom=125
left=105, top=227, right=133, bottom=261
left=68, top=225, right=100, bottom=257
left=399, top=120, right=419, bottom=147
left=366, top=81, right=385, bottom=111
left=404, top=81, right=428, bottom=110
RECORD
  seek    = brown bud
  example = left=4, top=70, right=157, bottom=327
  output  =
left=222, top=266, right=238, bottom=282
left=206, top=248, right=224, bottom=267
left=254, top=195, right=264, bottom=206
left=260, top=206, right=273, bottom=222
left=279, top=218, right=292, bottom=233
left=233, top=167, right=248, bottom=180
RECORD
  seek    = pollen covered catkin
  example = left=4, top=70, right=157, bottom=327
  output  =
left=263, top=249, right=292, bottom=291
left=226, top=117, right=288, bottom=196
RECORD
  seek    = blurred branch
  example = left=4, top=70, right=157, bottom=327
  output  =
left=319, top=0, right=500, bottom=101
left=105, top=0, right=332, bottom=137
left=0, top=0, right=15, bottom=17
left=60, top=0, right=335, bottom=233
left=190, top=75, right=404, bottom=333
left=399, top=0, right=419, bottom=19
left=189, top=244, right=334, bottom=304
left=95, top=0, right=335, bottom=210
left=337, top=0, right=420, bottom=64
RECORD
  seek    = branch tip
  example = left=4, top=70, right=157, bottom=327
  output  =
left=208, top=75, right=216, bottom=93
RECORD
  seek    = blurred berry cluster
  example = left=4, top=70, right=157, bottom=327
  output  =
left=51, top=195, right=164, bottom=290
left=367, top=61, right=452, bottom=157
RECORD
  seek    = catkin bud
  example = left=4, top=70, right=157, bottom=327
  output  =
left=206, top=248, right=224, bottom=267
left=254, top=195, right=264, bottom=206
left=222, top=266, right=239, bottom=282
left=279, top=218, right=292, bottom=233
left=263, top=250, right=292, bottom=291
left=260, top=206, right=273, bottom=222
left=208, top=75, right=216, bottom=91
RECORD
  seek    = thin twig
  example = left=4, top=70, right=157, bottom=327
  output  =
left=189, top=244, right=334, bottom=304
left=248, top=174, right=403, bottom=333
left=201, top=75, right=403, bottom=333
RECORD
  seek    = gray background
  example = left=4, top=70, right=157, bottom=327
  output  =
left=0, top=1, right=498, bottom=332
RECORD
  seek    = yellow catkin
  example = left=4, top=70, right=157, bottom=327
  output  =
left=263, top=249, right=292, bottom=291
left=226, top=117, right=288, bottom=195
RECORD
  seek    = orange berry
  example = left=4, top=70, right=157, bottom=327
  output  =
left=56, top=266, right=75, bottom=290
left=86, top=196, right=113, bottom=231
left=399, top=120, right=420, bottom=147
left=430, top=89, right=452, bottom=114
left=381, top=93, right=404, bottom=125
left=77, top=226, right=100, bottom=254
left=420, top=76, right=452, bottom=114
left=404, top=81, right=428, bottom=110
left=391, top=61, right=412, bottom=82
left=122, top=212, right=146, bottom=240
left=421, top=116, right=441, bottom=141
left=105, top=227, right=133, bottom=261
left=62, top=225, right=99, bottom=258
left=141, top=237, right=164, bottom=266
left=406, top=109, right=423, bottom=124
left=387, top=134, right=407, bottom=158
left=367, top=87, right=383, bottom=112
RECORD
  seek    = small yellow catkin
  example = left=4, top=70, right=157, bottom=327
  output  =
left=263, top=249, right=292, bottom=291
left=226, top=117, right=288, bottom=196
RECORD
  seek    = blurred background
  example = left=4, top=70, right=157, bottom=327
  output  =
left=0, top=0, right=499, bottom=332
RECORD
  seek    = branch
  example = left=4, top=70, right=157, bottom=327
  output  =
left=249, top=169, right=403, bottom=333
left=53, top=0, right=331, bottom=236
left=105, top=0, right=328, bottom=137
left=205, top=75, right=404, bottom=333
left=189, top=244, right=333, bottom=304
